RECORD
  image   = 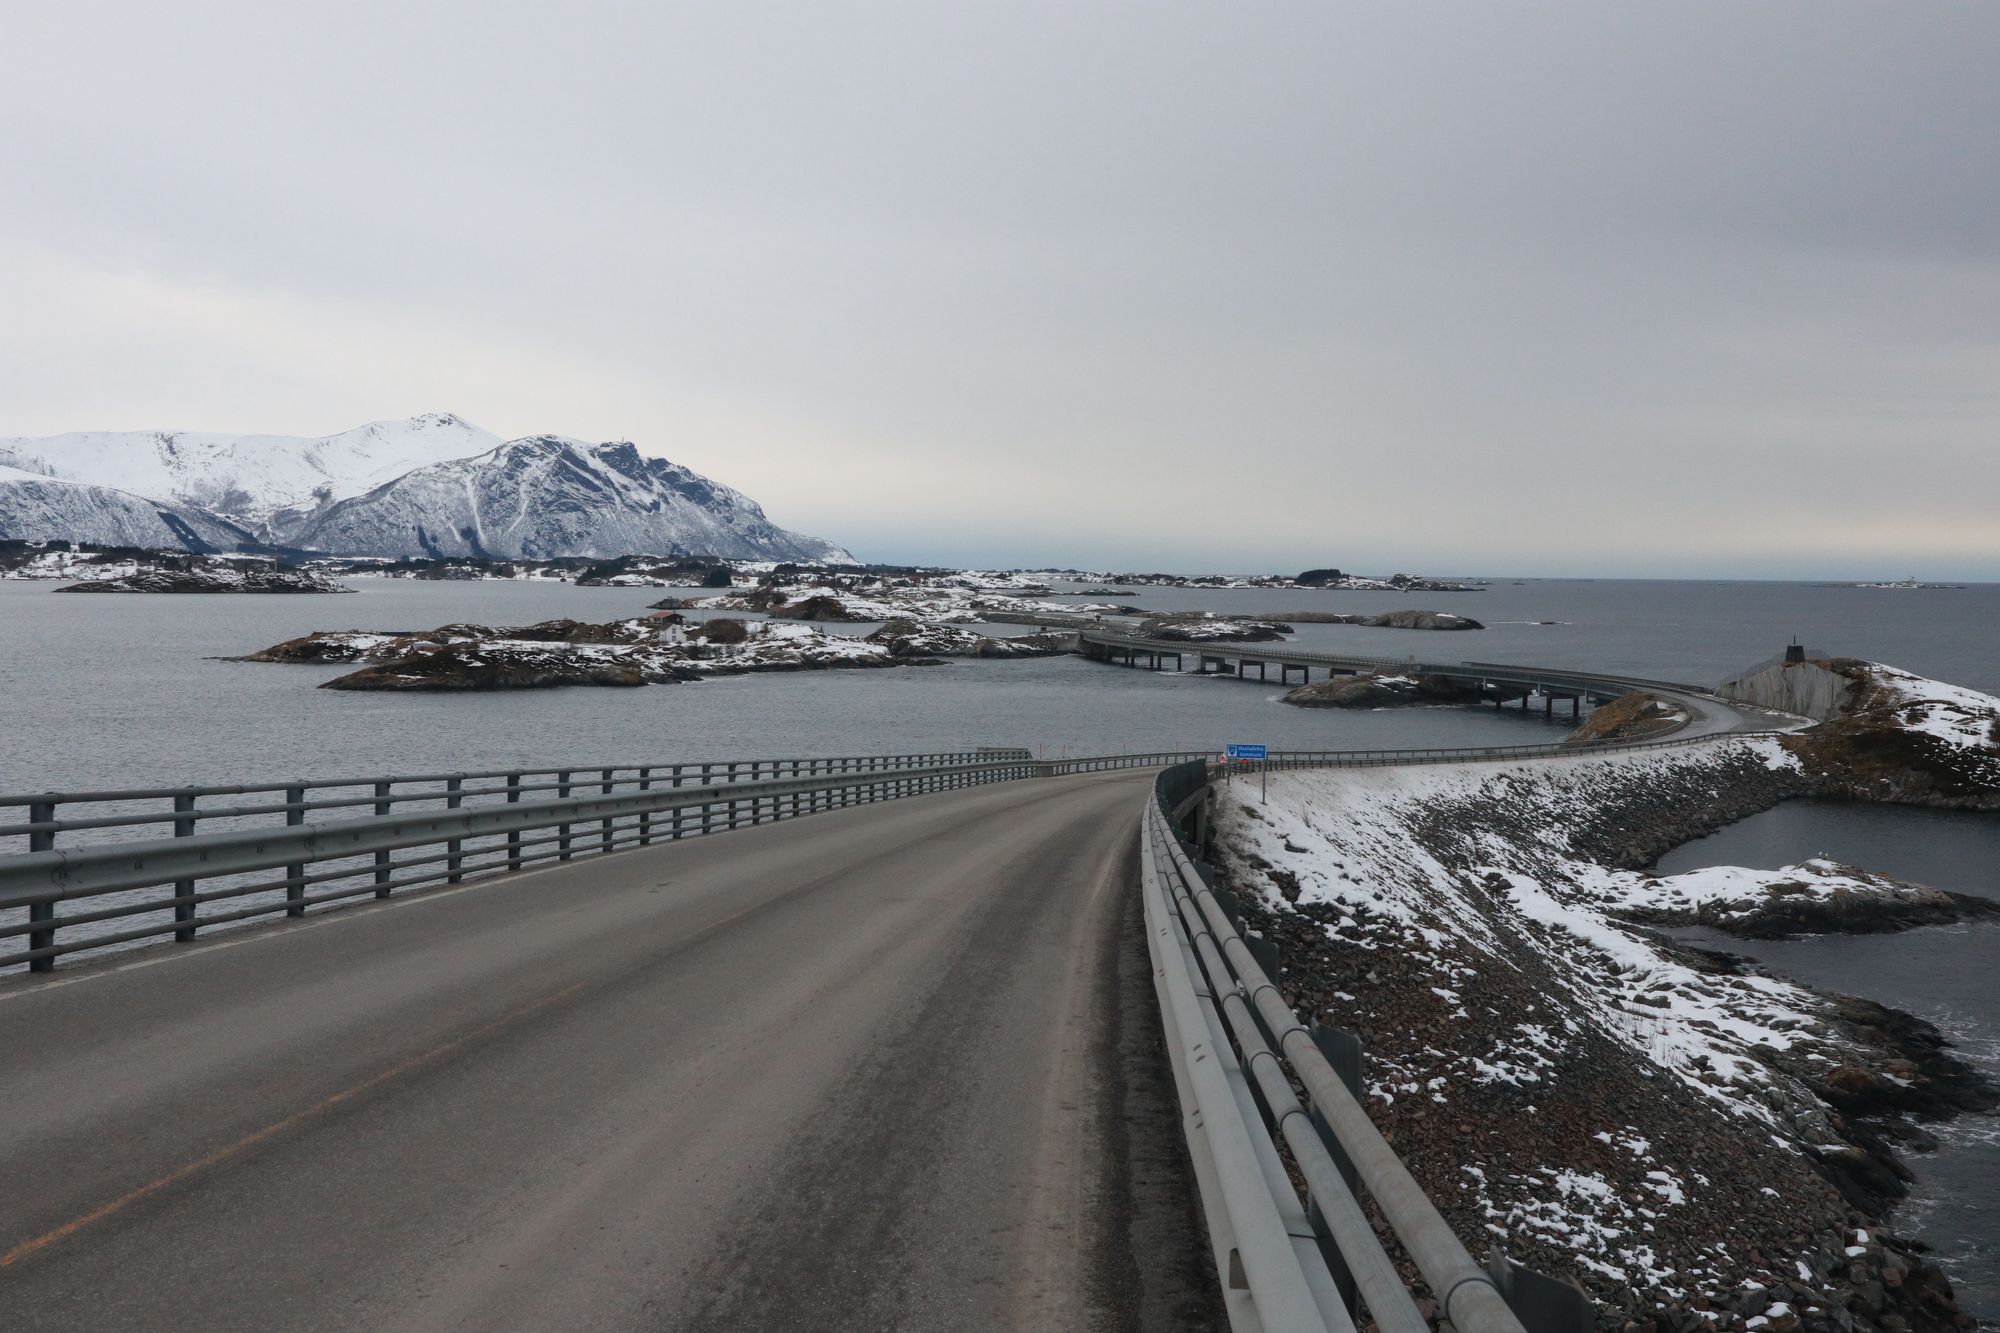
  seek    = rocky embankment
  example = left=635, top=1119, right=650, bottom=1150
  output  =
left=1762, top=661, right=2000, bottom=812
left=56, top=564, right=352, bottom=593
left=1211, top=740, right=1995, bottom=1332
left=236, top=614, right=1065, bottom=690
left=1565, top=691, right=1689, bottom=743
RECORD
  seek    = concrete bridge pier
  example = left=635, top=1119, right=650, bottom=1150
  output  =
left=1279, top=663, right=1308, bottom=684
left=1542, top=689, right=1583, bottom=720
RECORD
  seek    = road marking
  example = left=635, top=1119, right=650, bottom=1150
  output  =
left=0, top=979, right=589, bottom=1269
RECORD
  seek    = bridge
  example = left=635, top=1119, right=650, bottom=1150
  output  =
left=1076, top=627, right=1761, bottom=735
left=0, top=715, right=1796, bottom=1327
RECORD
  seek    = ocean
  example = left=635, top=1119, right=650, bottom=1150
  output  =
left=3, top=572, right=1995, bottom=1309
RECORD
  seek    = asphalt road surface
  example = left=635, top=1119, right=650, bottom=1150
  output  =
left=0, top=770, right=1219, bottom=1331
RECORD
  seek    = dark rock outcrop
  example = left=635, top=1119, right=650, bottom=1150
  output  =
left=1281, top=672, right=1480, bottom=708
left=323, top=643, right=662, bottom=691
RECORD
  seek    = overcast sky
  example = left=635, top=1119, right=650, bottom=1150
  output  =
left=3, top=3, right=1995, bottom=577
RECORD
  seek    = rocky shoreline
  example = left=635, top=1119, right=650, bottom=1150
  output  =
left=1209, top=736, right=1998, bottom=1332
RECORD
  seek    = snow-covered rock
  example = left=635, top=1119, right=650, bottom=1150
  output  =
left=291, top=437, right=852, bottom=563
left=1776, top=660, right=2000, bottom=809
left=1138, top=617, right=1292, bottom=642
left=240, top=616, right=916, bottom=690
left=54, top=565, right=352, bottom=594
left=691, top=578, right=1120, bottom=624
left=0, top=466, right=252, bottom=552
left=864, top=619, right=1070, bottom=658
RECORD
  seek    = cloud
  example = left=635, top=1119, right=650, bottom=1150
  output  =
left=2, top=2, right=1997, bottom=575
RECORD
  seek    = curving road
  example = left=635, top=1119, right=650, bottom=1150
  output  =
left=0, top=771, right=1217, bottom=1332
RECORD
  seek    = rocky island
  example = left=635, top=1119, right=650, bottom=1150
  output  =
left=238, top=613, right=1068, bottom=691
left=56, top=562, right=353, bottom=593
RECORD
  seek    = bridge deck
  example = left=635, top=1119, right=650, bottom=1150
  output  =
left=0, top=770, right=1211, bottom=1332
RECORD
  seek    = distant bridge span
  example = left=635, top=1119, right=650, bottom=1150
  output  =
left=1075, top=627, right=1771, bottom=736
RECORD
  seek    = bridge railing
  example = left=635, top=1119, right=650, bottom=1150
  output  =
left=0, top=749, right=1032, bottom=974
left=1143, top=760, right=1589, bottom=1333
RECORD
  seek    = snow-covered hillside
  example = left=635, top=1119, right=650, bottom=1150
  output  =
left=0, top=414, right=857, bottom=561
left=292, top=437, right=854, bottom=563
left=0, top=466, right=252, bottom=551
left=0, top=413, right=499, bottom=540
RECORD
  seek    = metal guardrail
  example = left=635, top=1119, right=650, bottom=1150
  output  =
left=0, top=750, right=1034, bottom=973
left=0, top=731, right=1777, bottom=975
left=1142, top=759, right=1591, bottom=1333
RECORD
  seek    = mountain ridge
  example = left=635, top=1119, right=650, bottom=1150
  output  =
left=0, top=415, right=853, bottom=562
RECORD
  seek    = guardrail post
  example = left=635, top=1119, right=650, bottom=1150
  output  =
left=373, top=782, right=393, bottom=897
left=1300, top=1020, right=1370, bottom=1323
left=27, top=799, right=56, bottom=971
left=672, top=766, right=686, bottom=840
left=1488, top=1252, right=1597, bottom=1333
left=285, top=785, right=307, bottom=916
left=558, top=769, right=573, bottom=861
left=600, top=767, right=615, bottom=854
left=506, top=773, right=523, bottom=870
left=638, top=766, right=653, bottom=845
left=173, top=792, right=198, bottom=940
left=446, top=776, right=464, bottom=883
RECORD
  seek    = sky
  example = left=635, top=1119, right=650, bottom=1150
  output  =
left=2, top=2, right=1996, bottom=578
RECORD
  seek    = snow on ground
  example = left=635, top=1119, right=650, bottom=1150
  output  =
left=1862, top=664, right=2000, bottom=753
left=1218, top=739, right=1823, bottom=1113
left=1204, top=737, right=1958, bottom=1304
left=1570, top=857, right=1952, bottom=931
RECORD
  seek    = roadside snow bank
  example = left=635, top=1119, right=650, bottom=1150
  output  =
left=1210, top=739, right=1992, bottom=1329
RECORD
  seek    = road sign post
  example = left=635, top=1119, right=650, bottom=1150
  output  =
left=1226, top=744, right=1268, bottom=802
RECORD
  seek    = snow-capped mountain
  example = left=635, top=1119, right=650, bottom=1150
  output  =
left=0, top=413, right=501, bottom=540
left=0, top=415, right=856, bottom=561
left=294, top=436, right=855, bottom=562
left=0, top=466, right=253, bottom=552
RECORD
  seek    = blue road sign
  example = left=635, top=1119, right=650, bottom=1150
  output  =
left=1226, top=744, right=1267, bottom=760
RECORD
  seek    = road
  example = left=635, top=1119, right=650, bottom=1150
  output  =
left=0, top=770, right=1216, bottom=1331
